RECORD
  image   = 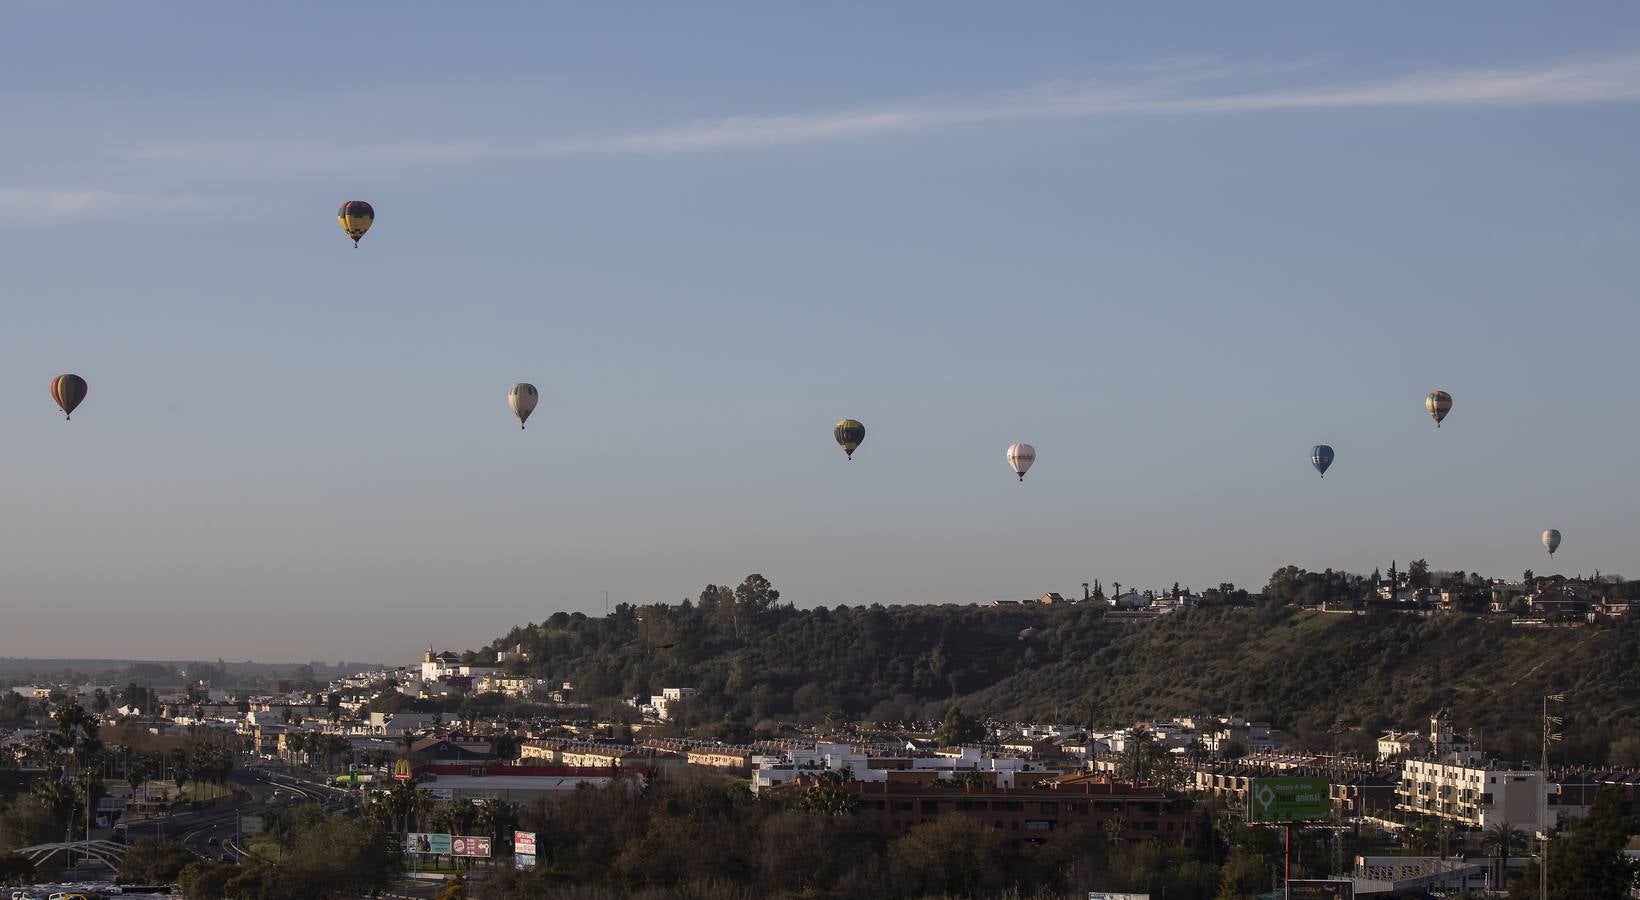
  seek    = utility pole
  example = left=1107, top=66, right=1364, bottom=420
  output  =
left=1541, top=692, right=1565, bottom=900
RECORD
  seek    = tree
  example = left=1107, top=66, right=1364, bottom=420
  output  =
left=935, top=705, right=984, bottom=747
left=1407, top=559, right=1431, bottom=589
left=116, top=838, right=195, bottom=884
left=1485, top=822, right=1523, bottom=889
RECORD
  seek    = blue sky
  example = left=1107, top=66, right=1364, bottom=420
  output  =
left=2, top=3, right=1638, bottom=662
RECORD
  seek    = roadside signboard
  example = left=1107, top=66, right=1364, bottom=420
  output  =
left=515, top=852, right=535, bottom=870
left=1247, top=776, right=1330, bottom=823
left=406, top=832, right=453, bottom=855
left=1088, top=893, right=1150, bottom=900
left=1288, top=880, right=1354, bottom=899
left=240, top=815, right=264, bottom=835
left=393, top=759, right=412, bottom=782
left=514, top=831, right=537, bottom=855
left=424, top=787, right=454, bottom=802
left=452, top=836, right=492, bottom=858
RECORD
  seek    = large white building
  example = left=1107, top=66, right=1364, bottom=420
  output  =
left=1396, top=757, right=1545, bottom=831
left=750, top=743, right=1055, bottom=793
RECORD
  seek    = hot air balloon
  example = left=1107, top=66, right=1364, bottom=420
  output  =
left=1426, top=390, right=1453, bottom=428
left=833, top=419, right=865, bottom=460
left=337, top=200, right=374, bottom=247
left=1542, top=529, right=1561, bottom=557
left=1310, top=445, right=1334, bottom=478
left=508, top=383, right=538, bottom=429
left=50, top=374, right=87, bottom=420
left=1007, top=443, right=1035, bottom=482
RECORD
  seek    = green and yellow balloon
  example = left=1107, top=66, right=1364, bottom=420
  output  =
left=833, top=419, right=865, bottom=460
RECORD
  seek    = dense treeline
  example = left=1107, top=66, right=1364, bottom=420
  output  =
left=491, top=574, right=1640, bottom=765
left=474, top=769, right=1273, bottom=900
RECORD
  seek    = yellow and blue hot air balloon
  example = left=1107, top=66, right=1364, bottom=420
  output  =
left=1426, top=390, right=1453, bottom=427
left=50, top=374, right=88, bottom=420
left=337, top=200, right=374, bottom=247
left=833, top=419, right=865, bottom=459
left=1310, top=445, right=1334, bottom=478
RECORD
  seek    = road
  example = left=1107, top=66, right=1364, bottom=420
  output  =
left=122, top=765, right=355, bottom=864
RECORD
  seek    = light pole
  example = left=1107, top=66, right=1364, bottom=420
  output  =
left=1541, top=692, right=1565, bottom=900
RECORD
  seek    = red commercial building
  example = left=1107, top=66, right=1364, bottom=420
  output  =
left=771, top=772, right=1201, bottom=846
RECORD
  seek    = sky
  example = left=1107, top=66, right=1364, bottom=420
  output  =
left=2, top=2, right=1638, bottom=663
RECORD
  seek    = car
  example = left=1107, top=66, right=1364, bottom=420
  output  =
left=207, top=837, right=219, bottom=845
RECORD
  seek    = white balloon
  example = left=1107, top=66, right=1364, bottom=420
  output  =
left=1007, top=442, right=1036, bottom=481
left=1542, top=529, right=1561, bottom=556
left=508, top=383, right=539, bottom=429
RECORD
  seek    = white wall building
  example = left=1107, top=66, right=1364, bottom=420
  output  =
left=1397, top=758, right=1544, bottom=831
left=750, top=743, right=1051, bottom=794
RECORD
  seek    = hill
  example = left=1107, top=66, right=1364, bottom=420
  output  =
left=486, top=575, right=1640, bottom=765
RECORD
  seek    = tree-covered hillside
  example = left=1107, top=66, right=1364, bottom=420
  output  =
left=967, top=603, right=1640, bottom=765
left=487, top=575, right=1640, bottom=765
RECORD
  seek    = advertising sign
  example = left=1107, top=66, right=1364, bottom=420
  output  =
left=1247, top=777, right=1330, bottom=823
left=452, top=836, right=493, bottom=858
left=394, top=759, right=412, bottom=782
left=514, top=831, right=537, bottom=855
left=240, top=815, right=264, bottom=835
left=406, top=832, right=453, bottom=855
left=1088, top=894, right=1150, bottom=900
left=1288, top=881, right=1354, bottom=900
left=515, top=852, right=535, bottom=870
left=424, top=787, right=454, bottom=802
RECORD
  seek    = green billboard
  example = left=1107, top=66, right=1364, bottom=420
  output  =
left=1247, top=777, right=1330, bottom=823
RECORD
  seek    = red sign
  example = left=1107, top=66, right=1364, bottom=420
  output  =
left=452, top=836, right=492, bottom=858
left=393, top=759, right=412, bottom=782
left=514, top=831, right=536, bottom=855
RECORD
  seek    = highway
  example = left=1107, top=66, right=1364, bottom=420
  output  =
left=122, top=765, right=355, bottom=864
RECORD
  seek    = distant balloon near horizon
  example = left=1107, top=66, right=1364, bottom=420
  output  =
left=49, top=374, right=87, bottom=420
left=1310, top=444, right=1334, bottom=478
left=337, top=200, right=374, bottom=247
left=1543, top=528, right=1561, bottom=557
left=1426, top=390, right=1453, bottom=427
left=508, top=383, right=538, bottom=429
left=1006, top=443, right=1035, bottom=482
left=833, top=419, right=865, bottom=460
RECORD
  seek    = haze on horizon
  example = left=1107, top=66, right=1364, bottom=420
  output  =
left=3, top=2, right=1638, bottom=663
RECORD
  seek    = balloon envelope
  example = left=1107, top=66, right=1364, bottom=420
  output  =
left=1542, top=529, right=1561, bottom=556
left=1310, top=444, right=1334, bottom=477
left=337, top=200, right=374, bottom=246
left=50, top=374, right=88, bottom=419
left=1007, top=443, right=1036, bottom=481
left=1426, top=390, right=1453, bottom=426
left=833, top=419, right=865, bottom=459
left=508, top=383, right=538, bottom=428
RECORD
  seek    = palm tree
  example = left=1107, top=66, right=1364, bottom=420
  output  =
left=1485, top=822, right=1523, bottom=888
left=1103, top=815, right=1128, bottom=846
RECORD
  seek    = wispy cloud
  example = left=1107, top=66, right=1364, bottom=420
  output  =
left=0, top=187, right=204, bottom=222
left=115, top=53, right=1640, bottom=172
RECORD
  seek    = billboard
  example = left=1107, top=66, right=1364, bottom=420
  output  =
left=394, top=759, right=413, bottom=781
left=514, top=831, right=537, bottom=855
left=406, top=832, right=453, bottom=855
left=1288, top=880, right=1354, bottom=900
left=452, top=836, right=492, bottom=858
left=1088, top=894, right=1150, bottom=900
left=1248, top=777, right=1330, bottom=823
left=424, top=787, right=454, bottom=802
left=239, top=815, right=264, bottom=835
left=515, top=852, right=535, bottom=870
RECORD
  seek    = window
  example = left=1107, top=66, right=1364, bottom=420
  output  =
left=1038, top=802, right=1059, bottom=815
